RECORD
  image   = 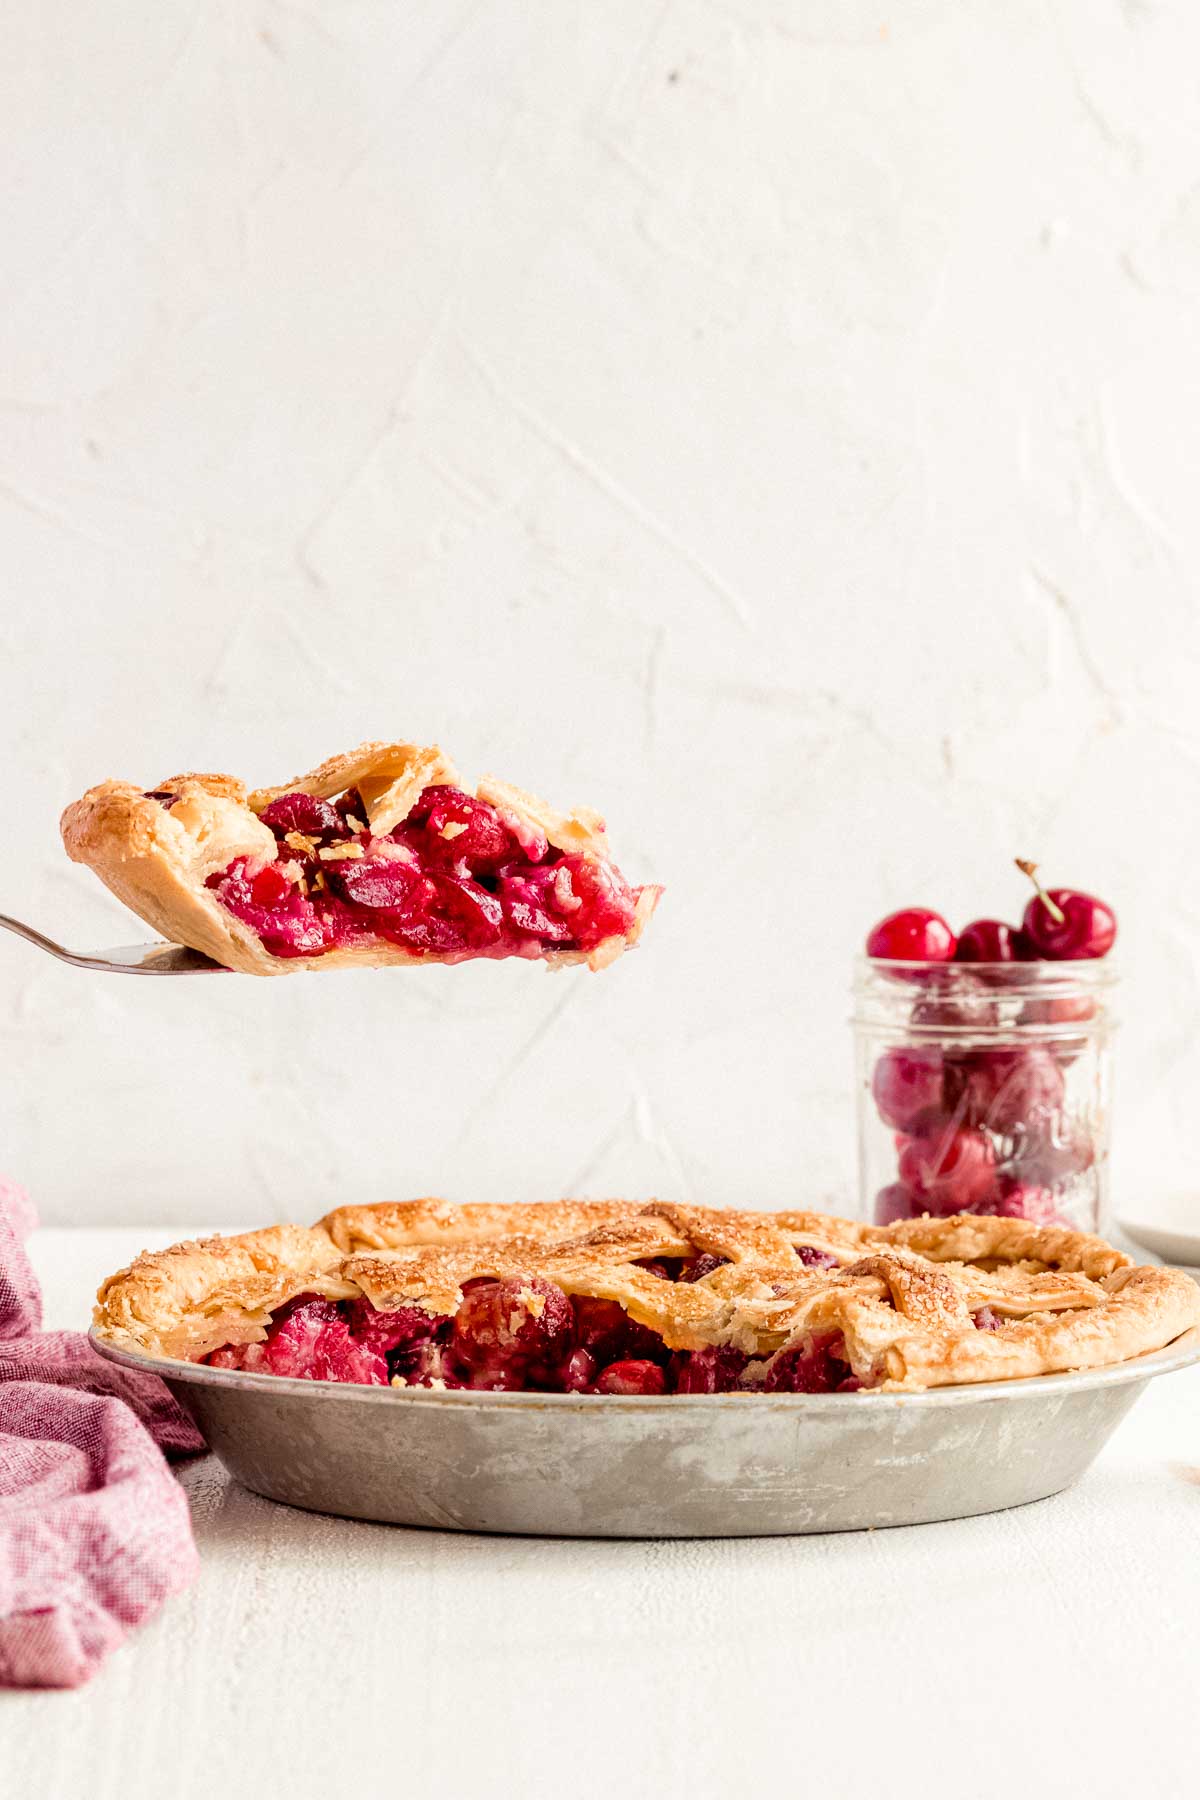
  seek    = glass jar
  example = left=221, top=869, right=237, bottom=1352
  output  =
left=852, top=958, right=1117, bottom=1233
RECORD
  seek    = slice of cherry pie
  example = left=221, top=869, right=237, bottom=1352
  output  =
left=93, top=1199, right=1200, bottom=1394
left=61, top=741, right=661, bottom=975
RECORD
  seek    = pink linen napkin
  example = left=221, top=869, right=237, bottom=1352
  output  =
left=0, top=1177, right=204, bottom=1688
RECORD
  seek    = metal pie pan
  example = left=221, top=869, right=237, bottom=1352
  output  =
left=92, top=1326, right=1200, bottom=1538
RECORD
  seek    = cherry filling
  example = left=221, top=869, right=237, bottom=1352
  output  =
left=205, top=785, right=645, bottom=961
left=204, top=1273, right=866, bottom=1394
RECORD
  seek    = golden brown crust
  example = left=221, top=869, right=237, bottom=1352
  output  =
left=93, top=1200, right=1200, bottom=1389
left=320, top=1197, right=648, bottom=1254
left=61, top=740, right=661, bottom=976
left=94, top=1225, right=352, bottom=1363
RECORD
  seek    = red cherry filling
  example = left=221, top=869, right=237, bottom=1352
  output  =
left=866, top=908, right=957, bottom=962
left=206, top=1284, right=863, bottom=1394
left=679, top=1253, right=729, bottom=1282
left=672, top=1345, right=750, bottom=1393
left=401, top=786, right=532, bottom=872
left=761, top=1332, right=850, bottom=1393
left=451, top=1275, right=574, bottom=1382
left=258, top=792, right=345, bottom=839
left=208, top=785, right=643, bottom=963
left=206, top=1295, right=390, bottom=1384
left=794, top=1244, right=839, bottom=1269
left=572, top=1295, right=669, bottom=1366
left=206, top=857, right=330, bottom=958
left=596, top=1359, right=667, bottom=1395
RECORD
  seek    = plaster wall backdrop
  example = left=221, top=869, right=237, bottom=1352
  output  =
left=2, top=0, right=1199, bottom=1228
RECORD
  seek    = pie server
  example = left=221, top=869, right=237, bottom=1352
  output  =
left=0, top=912, right=221, bottom=974
left=91, top=1325, right=1200, bottom=1537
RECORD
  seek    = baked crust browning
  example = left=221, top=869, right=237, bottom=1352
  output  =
left=61, top=740, right=661, bottom=975
left=93, top=1200, right=1200, bottom=1390
left=94, top=1225, right=353, bottom=1364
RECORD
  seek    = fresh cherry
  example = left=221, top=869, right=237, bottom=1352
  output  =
left=974, top=1179, right=1060, bottom=1225
left=874, top=1182, right=919, bottom=1225
left=1017, top=993, right=1096, bottom=1063
left=958, top=1048, right=1065, bottom=1135
left=870, top=1047, right=947, bottom=1132
left=897, top=1125, right=996, bottom=1213
left=866, top=908, right=957, bottom=962
left=1010, top=1122, right=1095, bottom=1188
left=909, top=973, right=999, bottom=1033
left=954, top=919, right=1032, bottom=964
left=1015, top=861, right=1117, bottom=960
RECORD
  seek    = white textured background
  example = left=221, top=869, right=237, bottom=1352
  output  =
left=2, top=0, right=1199, bottom=1227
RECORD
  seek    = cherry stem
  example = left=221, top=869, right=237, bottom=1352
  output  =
left=1015, top=858, right=1065, bottom=924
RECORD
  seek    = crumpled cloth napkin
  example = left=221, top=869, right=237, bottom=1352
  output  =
left=0, top=1178, right=204, bottom=1687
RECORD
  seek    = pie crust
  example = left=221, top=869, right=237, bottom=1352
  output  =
left=61, top=741, right=661, bottom=975
left=92, top=1200, right=1200, bottom=1392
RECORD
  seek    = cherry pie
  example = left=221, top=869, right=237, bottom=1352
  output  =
left=93, top=1199, right=1199, bottom=1394
left=61, top=741, right=661, bottom=974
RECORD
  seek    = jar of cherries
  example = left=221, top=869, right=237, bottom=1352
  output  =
left=852, top=863, right=1117, bottom=1234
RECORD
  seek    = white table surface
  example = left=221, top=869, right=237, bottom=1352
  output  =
left=3, top=1227, right=1199, bottom=1800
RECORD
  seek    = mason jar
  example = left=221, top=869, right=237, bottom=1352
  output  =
left=852, top=958, right=1117, bottom=1233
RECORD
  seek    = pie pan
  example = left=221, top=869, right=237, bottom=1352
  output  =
left=91, top=1324, right=1200, bottom=1537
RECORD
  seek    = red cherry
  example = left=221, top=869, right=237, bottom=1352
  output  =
left=451, top=1276, right=573, bottom=1378
left=595, top=1359, right=668, bottom=1396
left=866, top=908, right=957, bottom=962
left=1015, top=861, right=1117, bottom=960
left=909, top=973, right=999, bottom=1033
left=897, top=1125, right=996, bottom=1213
left=678, top=1253, right=728, bottom=1283
left=1010, top=1122, right=1095, bottom=1188
left=553, top=1348, right=598, bottom=1392
left=957, top=1048, right=1065, bottom=1135
left=874, top=1182, right=920, bottom=1225
left=1020, top=993, right=1096, bottom=1031
left=954, top=919, right=1033, bottom=964
left=870, top=1048, right=947, bottom=1132
left=971, top=1180, right=1060, bottom=1225
left=1017, top=993, right=1097, bottom=1064
left=258, top=791, right=346, bottom=839
left=249, top=862, right=294, bottom=909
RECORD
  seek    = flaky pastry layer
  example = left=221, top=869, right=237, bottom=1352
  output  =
left=92, top=1199, right=1200, bottom=1391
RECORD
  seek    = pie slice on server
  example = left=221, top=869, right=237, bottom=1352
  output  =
left=61, top=740, right=662, bottom=976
